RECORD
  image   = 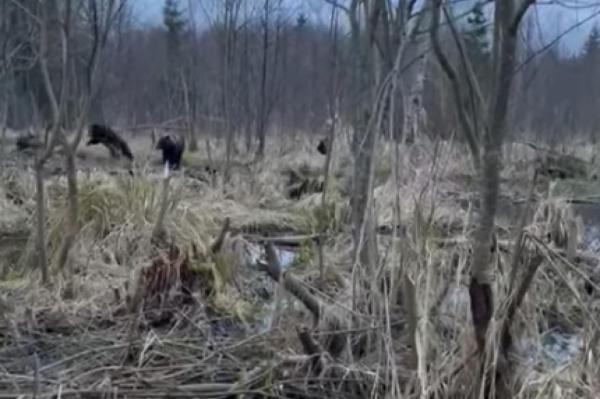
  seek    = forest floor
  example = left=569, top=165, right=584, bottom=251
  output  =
left=0, top=129, right=599, bottom=398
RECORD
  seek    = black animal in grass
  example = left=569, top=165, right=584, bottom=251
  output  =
left=87, top=124, right=134, bottom=161
left=15, top=133, right=43, bottom=153
left=156, top=134, right=186, bottom=170
left=203, top=165, right=218, bottom=180
left=317, top=137, right=329, bottom=155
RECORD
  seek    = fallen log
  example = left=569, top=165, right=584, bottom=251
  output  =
left=258, top=242, right=349, bottom=358
left=244, top=233, right=321, bottom=247
left=260, top=242, right=320, bottom=323
left=211, top=217, right=231, bottom=254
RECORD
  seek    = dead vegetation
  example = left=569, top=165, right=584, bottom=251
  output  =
left=0, top=133, right=599, bottom=398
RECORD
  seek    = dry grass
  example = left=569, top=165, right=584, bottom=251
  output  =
left=0, top=131, right=599, bottom=398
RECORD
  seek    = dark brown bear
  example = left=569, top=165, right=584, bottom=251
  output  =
left=87, top=124, right=134, bottom=161
left=156, top=134, right=185, bottom=170
left=317, top=137, right=329, bottom=155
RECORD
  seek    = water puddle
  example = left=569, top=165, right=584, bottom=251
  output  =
left=516, top=330, right=583, bottom=369
left=277, top=247, right=296, bottom=269
left=515, top=202, right=599, bottom=369
left=572, top=202, right=600, bottom=253
left=540, top=331, right=583, bottom=368
left=256, top=246, right=297, bottom=332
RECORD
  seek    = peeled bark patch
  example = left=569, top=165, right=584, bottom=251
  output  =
left=469, top=278, right=493, bottom=352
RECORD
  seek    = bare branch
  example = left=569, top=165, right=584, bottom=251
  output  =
left=511, top=0, right=536, bottom=35
left=322, top=0, right=351, bottom=15
left=8, top=0, right=41, bottom=25
left=210, top=218, right=231, bottom=254
left=38, top=4, right=61, bottom=131
left=407, top=0, right=418, bottom=16
left=513, top=7, right=600, bottom=75
left=37, top=0, right=70, bottom=163
left=506, top=169, right=538, bottom=293
left=442, top=5, right=486, bottom=122
left=428, top=0, right=480, bottom=166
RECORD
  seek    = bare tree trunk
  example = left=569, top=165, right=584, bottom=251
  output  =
left=351, top=114, right=379, bottom=268
left=256, top=0, right=271, bottom=159
left=240, top=16, right=253, bottom=154
left=152, top=166, right=172, bottom=243
left=33, top=0, right=69, bottom=282
left=470, top=1, right=534, bottom=357
left=429, top=3, right=535, bottom=394
left=185, top=0, right=200, bottom=152
left=33, top=0, right=122, bottom=276
left=429, top=2, right=481, bottom=167
left=348, top=0, right=378, bottom=273
left=318, top=5, right=340, bottom=287
left=0, top=97, right=8, bottom=146
left=55, top=150, right=77, bottom=270
left=181, top=71, right=198, bottom=152
left=403, top=35, right=430, bottom=143
left=56, top=0, right=121, bottom=272
left=222, top=0, right=240, bottom=184
left=34, top=160, right=49, bottom=284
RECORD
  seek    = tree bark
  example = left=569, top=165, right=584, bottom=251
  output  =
left=222, top=0, right=240, bottom=184
left=349, top=0, right=379, bottom=272
left=428, top=2, right=535, bottom=361
left=55, top=150, right=78, bottom=271
left=256, top=0, right=271, bottom=159
left=402, top=26, right=430, bottom=143
left=469, top=1, right=533, bottom=355
left=181, top=71, right=198, bottom=152
left=34, top=159, right=49, bottom=284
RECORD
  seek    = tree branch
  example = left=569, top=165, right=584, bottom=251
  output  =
left=407, top=0, right=418, bottom=17
left=322, top=0, right=350, bottom=15
left=513, top=7, right=600, bottom=75
left=428, top=0, right=480, bottom=167
left=442, top=5, right=486, bottom=122
left=511, top=0, right=536, bottom=35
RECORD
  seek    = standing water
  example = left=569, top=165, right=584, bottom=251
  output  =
left=515, top=201, right=600, bottom=368
left=256, top=246, right=297, bottom=332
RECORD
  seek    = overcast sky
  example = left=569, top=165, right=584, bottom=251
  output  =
left=132, top=0, right=600, bottom=55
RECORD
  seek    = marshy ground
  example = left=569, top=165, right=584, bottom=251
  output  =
left=0, top=129, right=599, bottom=398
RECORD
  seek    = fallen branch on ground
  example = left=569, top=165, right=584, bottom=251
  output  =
left=244, top=233, right=321, bottom=247
left=258, top=242, right=350, bottom=358
left=211, top=217, right=231, bottom=254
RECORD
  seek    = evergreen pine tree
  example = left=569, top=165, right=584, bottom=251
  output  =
left=296, top=13, right=307, bottom=29
left=161, top=0, right=186, bottom=119
left=163, top=0, right=185, bottom=63
left=462, top=1, right=491, bottom=92
left=583, top=24, right=600, bottom=62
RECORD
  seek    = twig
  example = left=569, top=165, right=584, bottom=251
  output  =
left=429, top=0, right=480, bottom=166
left=210, top=218, right=231, bottom=254
left=245, top=234, right=321, bottom=247
left=507, top=169, right=538, bottom=293
left=499, top=242, right=544, bottom=353
left=513, top=8, right=600, bottom=75
left=297, top=326, right=325, bottom=372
